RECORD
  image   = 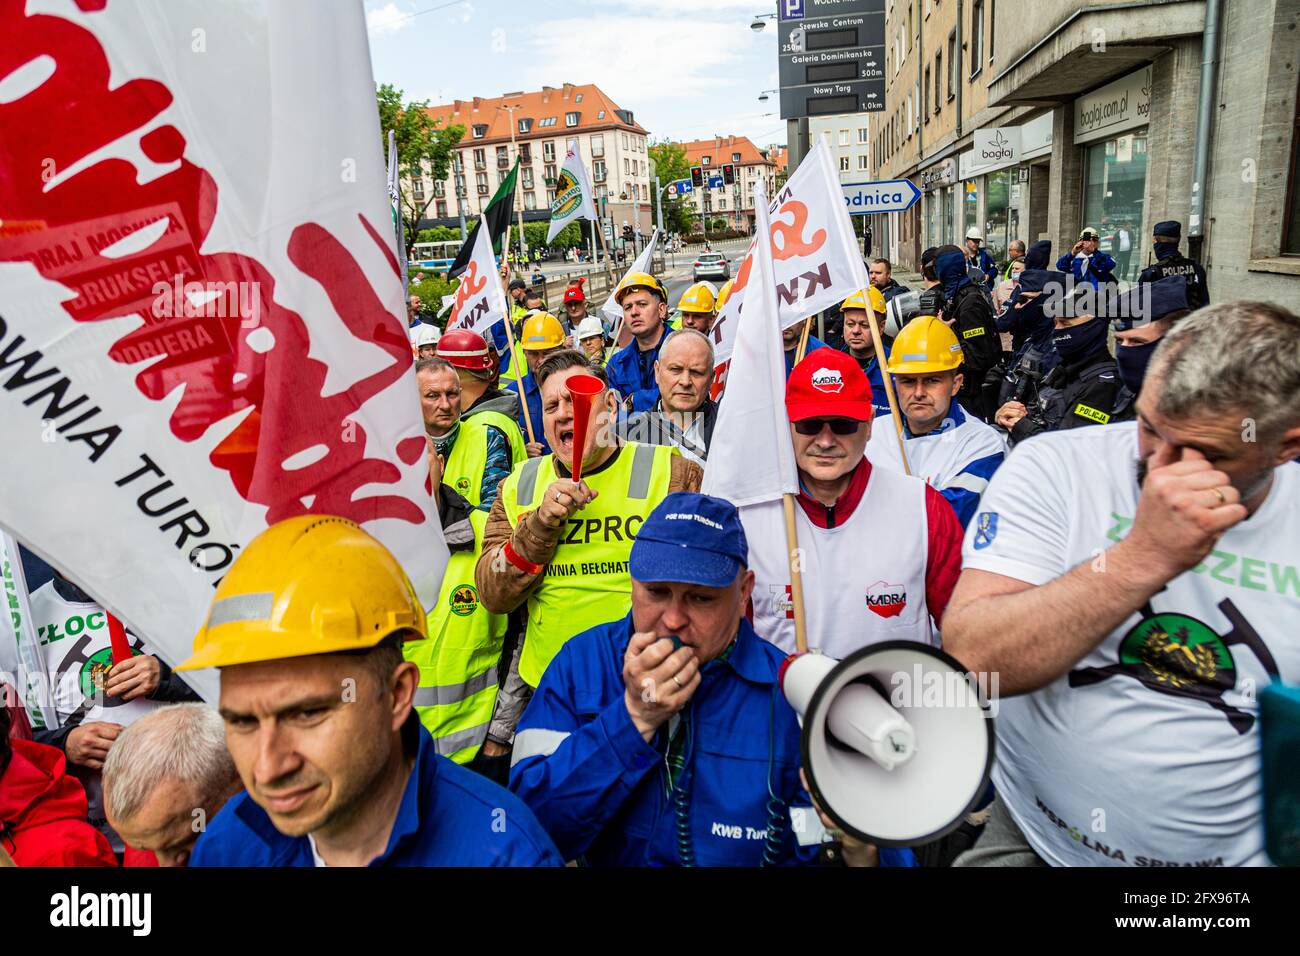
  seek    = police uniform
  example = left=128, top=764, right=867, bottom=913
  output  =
left=1109, top=275, right=1191, bottom=423
left=1137, top=220, right=1208, bottom=311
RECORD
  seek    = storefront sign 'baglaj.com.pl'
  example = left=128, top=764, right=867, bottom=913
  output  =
left=973, top=127, right=1022, bottom=166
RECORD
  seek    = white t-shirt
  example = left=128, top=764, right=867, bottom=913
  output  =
left=964, top=423, right=1300, bottom=866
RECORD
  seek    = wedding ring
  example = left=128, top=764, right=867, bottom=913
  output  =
left=1212, top=487, right=1227, bottom=505
left=672, top=674, right=683, bottom=687
left=555, top=491, right=566, bottom=503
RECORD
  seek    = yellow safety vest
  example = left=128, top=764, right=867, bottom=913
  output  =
left=500, top=309, right=528, bottom=384
left=501, top=442, right=677, bottom=687
left=405, top=510, right=507, bottom=764
left=444, top=410, right=527, bottom=507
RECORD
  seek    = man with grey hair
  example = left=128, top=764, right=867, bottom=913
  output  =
left=943, top=302, right=1300, bottom=867
left=103, top=704, right=242, bottom=866
left=616, top=329, right=718, bottom=465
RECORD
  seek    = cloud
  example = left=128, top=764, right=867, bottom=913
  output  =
left=366, top=2, right=413, bottom=36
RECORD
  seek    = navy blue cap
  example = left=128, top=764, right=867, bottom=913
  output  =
left=1153, top=220, right=1181, bottom=240
left=630, top=493, right=749, bottom=588
left=1017, top=269, right=1069, bottom=294
left=1111, top=275, right=1190, bottom=330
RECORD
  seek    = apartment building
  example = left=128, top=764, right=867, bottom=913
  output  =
left=410, top=82, right=654, bottom=239
left=864, top=0, right=1299, bottom=303
left=676, top=135, right=778, bottom=230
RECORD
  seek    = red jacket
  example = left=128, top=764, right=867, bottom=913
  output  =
left=0, top=738, right=117, bottom=867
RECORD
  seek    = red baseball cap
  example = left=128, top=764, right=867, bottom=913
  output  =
left=563, top=278, right=586, bottom=304
left=785, top=347, right=874, bottom=422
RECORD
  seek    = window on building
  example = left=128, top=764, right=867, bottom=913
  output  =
left=624, top=157, right=630, bottom=174
left=565, top=112, right=580, bottom=127
left=924, top=65, right=931, bottom=119
left=970, top=0, right=984, bottom=77
left=518, top=118, right=532, bottom=134
left=476, top=172, right=488, bottom=195
left=454, top=173, right=465, bottom=194
left=596, top=184, right=608, bottom=200
left=538, top=117, right=557, bottom=128
left=840, top=156, right=849, bottom=172
left=519, top=143, right=531, bottom=164
left=575, top=92, right=583, bottom=103
left=839, top=129, right=849, bottom=146
left=547, top=188, right=556, bottom=204
left=544, top=162, right=557, bottom=182
left=411, top=180, right=424, bottom=201
left=524, top=192, right=536, bottom=210
left=472, top=124, right=487, bottom=138
left=496, top=146, right=509, bottom=168
left=436, top=200, right=447, bottom=219
left=935, top=52, right=943, bottom=110
left=591, top=133, right=604, bottom=157
left=702, top=155, right=711, bottom=166
left=641, top=159, right=646, bottom=176
left=989, top=0, right=996, bottom=64
left=522, top=167, right=534, bottom=189
left=433, top=180, right=445, bottom=198
left=593, top=160, right=606, bottom=181
left=453, top=154, right=464, bottom=172
left=719, top=198, right=727, bottom=210
left=947, top=31, right=957, bottom=99
left=858, top=155, right=869, bottom=170
left=1283, top=83, right=1300, bottom=254
left=858, top=128, right=868, bottom=143
left=543, top=140, right=556, bottom=162
left=473, top=148, right=486, bottom=169
left=732, top=152, right=741, bottom=161
left=596, top=110, right=606, bottom=120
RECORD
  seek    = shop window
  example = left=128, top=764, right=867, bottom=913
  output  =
left=1082, top=131, right=1148, bottom=284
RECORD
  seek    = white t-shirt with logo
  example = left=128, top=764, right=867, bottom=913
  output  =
left=964, top=423, right=1299, bottom=866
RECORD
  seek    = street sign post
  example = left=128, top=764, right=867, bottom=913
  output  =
left=778, top=0, right=886, bottom=119
left=840, top=178, right=922, bottom=215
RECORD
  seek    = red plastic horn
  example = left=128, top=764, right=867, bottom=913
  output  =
left=566, top=373, right=606, bottom=483
left=106, top=613, right=132, bottom=666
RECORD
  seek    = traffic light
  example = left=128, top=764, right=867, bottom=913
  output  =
left=622, top=224, right=634, bottom=243
left=722, top=163, right=736, bottom=185
left=690, top=165, right=704, bottom=188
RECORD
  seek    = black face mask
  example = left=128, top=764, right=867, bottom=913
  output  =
left=1052, top=316, right=1108, bottom=362
left=1116, top=339, right=1160, bottom=393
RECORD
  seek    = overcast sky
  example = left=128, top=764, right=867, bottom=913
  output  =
left=364, top=0, right=786, bottom=149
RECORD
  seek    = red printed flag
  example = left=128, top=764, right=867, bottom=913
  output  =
left=0, top=0, right=445, bottom=701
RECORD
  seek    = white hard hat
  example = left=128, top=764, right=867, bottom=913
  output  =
left=965, top=227, right=983, bottom=241
left=575, top=315, right=605, bottom=341
left=413, top=323, right=442, bottom=348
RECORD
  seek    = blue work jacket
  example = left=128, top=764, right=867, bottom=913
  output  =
left=606, top=324, right=670, bottom=409
left=190, top=721, right=562, bottom=867
left=510, top=612, right=915, bottom=867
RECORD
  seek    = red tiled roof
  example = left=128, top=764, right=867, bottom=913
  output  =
left=769, top=145, right=789, bottom=171
left=676, top=135, right=774, bottom=168
left=425, top=83, right=646, bottom=147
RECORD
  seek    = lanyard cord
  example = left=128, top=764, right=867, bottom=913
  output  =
left=668, top=686, right=790, bottom=868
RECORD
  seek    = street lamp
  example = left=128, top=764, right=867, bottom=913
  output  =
left=750, top=12, right=774, bottom=31
left=758, top=88, right=777, bottom=103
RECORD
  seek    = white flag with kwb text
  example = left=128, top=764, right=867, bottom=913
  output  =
left=445, top=225, right=508, bottom=337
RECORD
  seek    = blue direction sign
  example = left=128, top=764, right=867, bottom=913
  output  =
left=840, top=178, right=921, bottom=215
left=707, top=175, right=724, bottom=189
left=673, top=179, right=693, bottom=195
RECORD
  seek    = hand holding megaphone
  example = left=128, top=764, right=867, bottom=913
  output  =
left=622, top=632, right=700, bottom=742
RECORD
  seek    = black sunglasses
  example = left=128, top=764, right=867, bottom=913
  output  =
left=793, top=417, right=861, bottom=436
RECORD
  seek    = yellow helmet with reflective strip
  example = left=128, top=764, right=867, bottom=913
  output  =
left=676, top=282, right=717, bottom=315
left=841, top=286, right=887, bottom=315
left=520, top=311, right=567, bottom=350
left=886, top=315, right=964, bottom=374
left=714, top=278, right=736, bottom=313
left=613, top=270, right=668, bottom=305
left=178, top=516, right=426, bottom=670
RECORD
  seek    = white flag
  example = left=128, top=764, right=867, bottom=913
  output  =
left=445, top=225, right=508, bottom=336
left=601, top=228, right=661, bottom=332
left=0, top=0, right=446, bottom=702
left=0, top=533, right=56, bottom=730
left=700, top=182, right=798, bottom=506
left=547, top=145, right=599, bottom=243
left=708, top=138, right=870, bottom=371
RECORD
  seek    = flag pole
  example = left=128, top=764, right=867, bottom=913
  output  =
left=781, top=494, right=809, bottom=654
left=864, top=291, right=912, bottom=476
left=502, top=314, right=536, bottom=444
left=794, top=317, right=813, bottom=364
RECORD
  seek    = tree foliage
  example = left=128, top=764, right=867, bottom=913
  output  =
left=376, top=83, right=464, bottom=258
left=648, top=140, right=696, bottom=235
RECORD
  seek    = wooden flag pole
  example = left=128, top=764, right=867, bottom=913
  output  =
left=794, top=317, right=813, bottom=365
left=502, top=313, right=535, bottom=444
left=863, top=290, right=912, bottom=476
left=781, top=493, right=810, bottom=654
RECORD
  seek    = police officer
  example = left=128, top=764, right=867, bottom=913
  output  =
left=935, top=247, right=1001, bottom=420
left=1138, top=220, right=1209, bottom=310
left=510, top=492, right=906, bottom=867
left=1109, top=275, right=1193, bottom=422
left=474, top=351, right=702, bottom=756
left=994, top=284, right=1121, bottom=442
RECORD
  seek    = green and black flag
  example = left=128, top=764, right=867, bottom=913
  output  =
left=448, top=159, right=518, bottom=279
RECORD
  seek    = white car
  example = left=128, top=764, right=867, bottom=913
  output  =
left=693, top=252, right=730, bottom=282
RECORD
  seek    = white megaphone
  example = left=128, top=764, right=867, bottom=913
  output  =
left=781, top=641, right=994, bottom=847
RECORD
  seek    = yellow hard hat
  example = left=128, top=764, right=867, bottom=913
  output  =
left=178, top=516, right=425, bottom=671
left=714, top=278, right=736, bottom=313
left=676, top=282, right=717, bottom=315
left=841, top=286, right=887, bottom=314
left=886, top=315, right=964, bottom=375
left=614, top=270, right=668, bottom=305
left=520, top=311, right=566, bottom=350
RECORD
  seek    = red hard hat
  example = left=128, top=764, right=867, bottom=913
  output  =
left=436, top=329, right=494, bottom=371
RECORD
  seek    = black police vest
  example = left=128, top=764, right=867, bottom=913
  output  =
left=1141, top=255, right=1207, bottom=309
